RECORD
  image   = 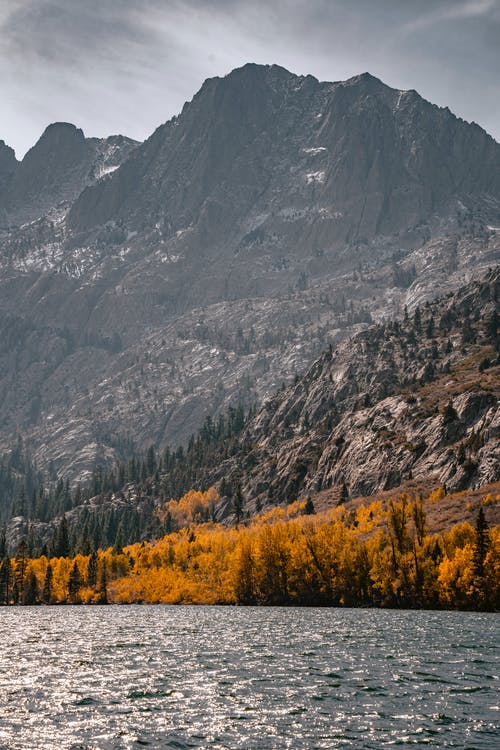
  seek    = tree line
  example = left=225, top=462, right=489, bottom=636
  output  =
left=1, top=488, right=497, bottom=610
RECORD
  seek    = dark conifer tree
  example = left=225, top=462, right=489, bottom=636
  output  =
left=15, top=539, right=28, bottom=602
left=23, top=572, right=38, bottom=605
left=473, top=507, right=489, bottom=579
left=338, top=481, right=349, bottom=505
left=54, top=516, right=70, bottom=558
left=68, top=561, right=82, bottom=603
left=233, top=486, right=244, bottom=525
left=0, top=526, right=6, bottom=559
left=87, top=551, right=98, bottom=588
left=304, top=497, right=315, bottom=515
left=113, top=524, right=124, bottom=555
left=485, top=308, right=498, bottom=349
left=413, top=307, right=421, bottom=334
left=0, top=556, right=12, bottom=604
left=98, top=561, right=108, bottom=604
left=472, top=506, right=491, bottom=608
left=42, top=562, right=53, bottom=604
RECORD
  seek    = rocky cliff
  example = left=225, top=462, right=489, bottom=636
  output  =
left=210, top=270, right=499, bottom=507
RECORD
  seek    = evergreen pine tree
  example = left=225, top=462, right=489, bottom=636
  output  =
left=42, top=562, right=53, bottom=604
left=68, top=561, right=82, bottom=603
left=54, top=516, right=70, bottom=558
left=338, top=481, right=349, bottom=505
left=233, top=486, right=244, bottom=525
left=0, top=526, right=6, bottom=559
left=473, top=507, right=489, bottom=579
left=426, top=316, right=435, bottom=338
left=472, top=507, right=491, bottom=607
left=0, top=556, right=12, bottom=605
left=15, top=539, right=29, bottom=602
left=304, top=497, right=315, bottom=515
left=87, top=551, right=98, bottom=588
left=485, top=308, right=498, bottom=349
left=413, top=306, right=422, bottom=334
left=113, top=524, right=124, bottom=555
left=98, top=560, right=108, bottom=604
left=23, top=572, right=38, bottom=605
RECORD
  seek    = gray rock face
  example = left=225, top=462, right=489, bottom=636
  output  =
left=0, top=140, right=18, bottom=223
left=207, top=271, right=499, bottom=506
left=69, top=66, right=500, bottom=243
left=0, top=63, right=499, bottom=481
left=1, top=124, right=138, bottom=227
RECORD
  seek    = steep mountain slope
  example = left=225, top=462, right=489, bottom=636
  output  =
left=211, top=270, right=499, bottom=506
left=0, top=64, right=499, bottom=480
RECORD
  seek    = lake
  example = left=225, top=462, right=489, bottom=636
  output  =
left=0, top=606, right=498, bottom=749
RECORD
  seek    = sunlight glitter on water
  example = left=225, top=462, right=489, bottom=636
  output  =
left=0, top=607, right=498, bottom=749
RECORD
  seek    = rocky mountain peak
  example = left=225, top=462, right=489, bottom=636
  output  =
left=0, top=138, right=18, bottom=169
left=0, top=138, right=18, bottom=185
left=341, top=70, right=387, bottom=89
left=0, top=140, right=19, bottom=226
left=1, top=122, right=137, bottom=227
left=35, top=121, right=86, bottom=146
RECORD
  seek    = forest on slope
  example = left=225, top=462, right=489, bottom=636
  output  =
left=0, top=488, right=498, bottom=610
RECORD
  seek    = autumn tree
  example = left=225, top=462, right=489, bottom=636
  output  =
left=234, top=536, right=255, bottom=604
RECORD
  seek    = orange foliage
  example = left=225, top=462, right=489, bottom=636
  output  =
left=7, top=487, right=499, bottom=610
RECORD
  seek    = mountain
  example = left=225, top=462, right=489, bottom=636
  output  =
left=0, top=63, right=499, bottom=482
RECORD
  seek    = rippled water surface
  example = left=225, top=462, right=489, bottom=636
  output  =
left=0, top=607, right=498, bottom=749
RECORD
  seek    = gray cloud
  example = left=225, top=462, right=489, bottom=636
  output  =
left=1, top=0, right=499, bottom=157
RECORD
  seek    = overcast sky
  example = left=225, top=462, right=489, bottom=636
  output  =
left=2, top=0, right=499, bottom=158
